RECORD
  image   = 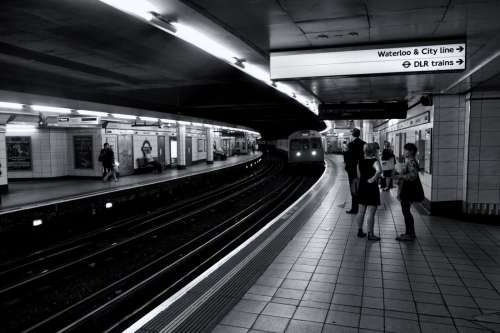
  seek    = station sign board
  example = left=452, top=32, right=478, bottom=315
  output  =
left=319, top=102, right=408, bottom=120
left=270, top=42, right=466, bottom=79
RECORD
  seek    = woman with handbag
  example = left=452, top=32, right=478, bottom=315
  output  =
left=394, top=143, right=424, bottom=241
left=380, top=141, right=396, bottom=191
left=355, top=143, right=382, bottom=241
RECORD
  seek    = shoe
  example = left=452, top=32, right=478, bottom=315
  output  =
left=357, top=229, right=366, bottom=238
left=368, top=233, right=381, bottom=241
left=396, top=234, right=415, bottom=241
left=347, top=210, right=358, bottom=214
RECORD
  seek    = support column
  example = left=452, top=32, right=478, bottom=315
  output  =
left=206, top=127, right=214, bottom=164
left=177, top=124, right=186, bottom=169
left=0, top=125, right=8, bottom=196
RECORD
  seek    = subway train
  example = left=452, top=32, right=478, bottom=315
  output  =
left=275, top=130, right=325, bottom=164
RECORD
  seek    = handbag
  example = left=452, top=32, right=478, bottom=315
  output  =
left=400, top=176, right=425, bottom=202
left=381, top=158, right=395, bottom=171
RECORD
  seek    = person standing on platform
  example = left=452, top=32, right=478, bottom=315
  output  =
left=355, top=143, right=382, bottom=241
left=99, top=143, right=118, bottom=182
left=394, top=143, right=424, bottom=241
left=345, top=128, right=365, bottom=214
left=381, top=141, right=396, bottom=191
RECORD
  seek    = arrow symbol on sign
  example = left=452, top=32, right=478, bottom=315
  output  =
left=457, top=59, right=464, bottom=65
left=456, top=46, right=464, bottom=52
left=402, top=61, right=411, bottom=68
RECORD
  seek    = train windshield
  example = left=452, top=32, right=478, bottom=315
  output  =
left=311, top=138, right=322, bottom=149
left=290, top=139, right=310, bottom=150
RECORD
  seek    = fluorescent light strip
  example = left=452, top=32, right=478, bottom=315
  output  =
left=77, top=110, right=109, bottom=117
left=0, top=101, right=24, bottom=110
left=112, top=113, right=137, bottom=120
left=98, top=0, right=158, bottom=20
left=139, top=116, right=158, bottom=121
left=161, top=119, right=177, bottom=124
left=6, top=124, right=37, bottom=133
left=96, top=0, right=318, bottom=115
left=31, top=105, right=72, bottom=114
left=173, top=23, right=240, bottom=64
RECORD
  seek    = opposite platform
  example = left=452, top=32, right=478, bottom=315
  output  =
left=213, top=155, right=500, bottom=333
left=0, top=153, right=261, bottom=213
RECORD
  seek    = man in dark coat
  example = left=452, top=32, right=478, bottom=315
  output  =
left=345, top=128, right=365, bottom=214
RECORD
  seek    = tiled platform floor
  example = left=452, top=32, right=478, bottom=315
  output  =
left=0, top=153, right=260, bottom=211
left=213, top=155, right=500, bottom=333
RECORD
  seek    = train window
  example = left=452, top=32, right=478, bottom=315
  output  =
left=290, top=139, right=301, bottom=150
left=290, top=139, right=310, bottom=150
left=311, top=138, right=321, bottom=149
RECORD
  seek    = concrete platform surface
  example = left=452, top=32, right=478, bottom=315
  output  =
left=212, top=155, right=500, bottom=333
left=0, top=154, right=261, bottom=212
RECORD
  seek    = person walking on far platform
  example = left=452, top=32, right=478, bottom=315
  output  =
left=394, top=143, right=424, bottom=241
left=355, top=143, right=382, bottom=241
left=345, top=128, right=365, bottom=214
left=98, top=143, right=118, bottom=182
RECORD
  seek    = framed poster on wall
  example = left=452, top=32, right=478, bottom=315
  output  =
left=6, top=136, right=32, bottom=171
left=74, top=135, right=93, bottom=169
left=198, top=139, right=205, bottom=152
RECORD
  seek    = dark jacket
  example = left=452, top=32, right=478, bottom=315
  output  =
left=99, top=148, right=115, bottom=168
left=345, top=137, right=365, bottom=176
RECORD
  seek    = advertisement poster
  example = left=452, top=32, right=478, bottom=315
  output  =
left=6, top=136, right=32, bottom=171
left=74, top=135, right=93, bottom=169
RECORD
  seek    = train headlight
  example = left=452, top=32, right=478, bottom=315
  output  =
left=296, top=152, right=301, bottom=157
left=312, top=150, right=317, bottom=156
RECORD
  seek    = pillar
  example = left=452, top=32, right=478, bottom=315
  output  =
left=206, top=127, right=214, bottom=164
left=462, top=93, right=500, bottom=215
left=0, top=125, right=8, bottom=195
left=176, top=124, right=186, bottom=169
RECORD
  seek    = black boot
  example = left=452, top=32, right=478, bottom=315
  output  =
left=357, top=229, right=366, bottom=238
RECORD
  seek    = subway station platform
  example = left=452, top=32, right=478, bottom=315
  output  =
left=209, top=155, right=500, bottom=333
left=0, top=153, right=261, bottom=212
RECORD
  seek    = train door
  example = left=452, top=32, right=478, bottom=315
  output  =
left=117, top=135, right=134, bottom=176
left=185, top=136, right=192, bottom=166
left=170, top=137, right=177, bottom=166
left=158, top=135, right=166, bottom=169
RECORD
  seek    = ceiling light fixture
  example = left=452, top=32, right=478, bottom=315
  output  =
left=98, top=0, right=319, bottom=115
left=233, top=57, right=246, bottom=69
left=112, top=113, right=137, bottom=120
left=77, top=110, right=109, bottom=117
left=98, top=0, right=158, bottom=20
left=0, top=101, right=24, bottom=110
left=147, top=12, right=178, bottom=33
left=139, top=116, right=159, bottom=121
left=31, top=105, right=72, bottom=114
left=6, top=124, right=37, bottom=133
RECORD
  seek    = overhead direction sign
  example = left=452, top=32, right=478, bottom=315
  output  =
left=270, top=42, right=466, bottom=79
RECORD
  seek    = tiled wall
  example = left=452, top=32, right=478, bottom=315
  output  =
left=465, top=96, right=500, bottom=214
left=430, top=95, right=466, bottom=203
left=374, top=100, right=434, bottom=201
left=7, top=128, right=103, bottom=179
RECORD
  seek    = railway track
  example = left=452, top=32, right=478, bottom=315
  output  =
left=0, top=156, right=323, bottom=332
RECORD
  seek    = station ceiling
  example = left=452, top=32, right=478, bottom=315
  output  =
left=1, top=0, right=500, bottom=137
